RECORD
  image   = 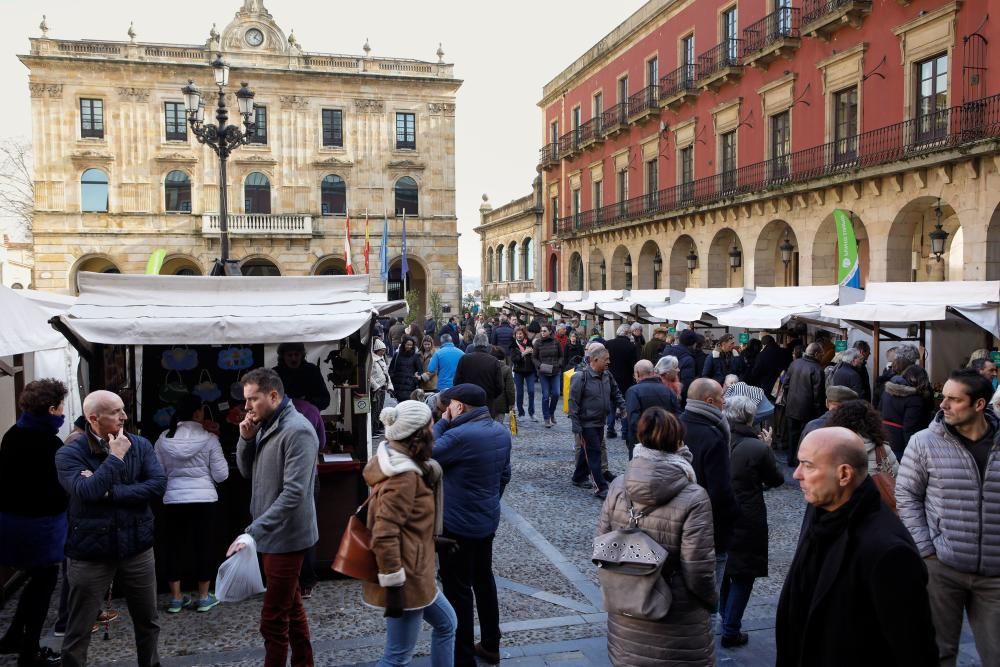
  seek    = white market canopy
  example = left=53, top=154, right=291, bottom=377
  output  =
left=645, top=287, right=747, bottom=323
left=559, top=290, right=627, bottom=315
left=820, top=281, right=1000, bottom=337
left=532, top=291, right=584, bottom=312
left=715, top=285, right=857, bottom=329
left=600, top=289, right=685, bottom=319
left=56, top=272, right=404, bottom=346
left=0, top=285, right=68, bottom=356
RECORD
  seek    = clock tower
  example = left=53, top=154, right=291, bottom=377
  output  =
left=219, top=0, right=290, bottom=55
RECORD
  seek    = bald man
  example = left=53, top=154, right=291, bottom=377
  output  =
left=55, top=390, right=166, bottom=667
left=775, top=427, right=937, bottom=666
left=624, top=359, right=679, bottom=459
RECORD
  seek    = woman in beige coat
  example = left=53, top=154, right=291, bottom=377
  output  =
left=597, top=407, right=717, bottom=666
left=362, top=400, right=457, bottom=666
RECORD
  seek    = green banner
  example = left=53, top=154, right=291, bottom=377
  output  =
left=834, top=209, right=860, bottom=288
left=145, top=248, right=167, bottom=275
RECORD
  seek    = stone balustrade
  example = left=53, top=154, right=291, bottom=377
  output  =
left=201, top=213, right=312, bottom=236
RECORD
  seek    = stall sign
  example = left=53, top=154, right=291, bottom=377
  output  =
left=835, top=340, right=849, bottom=352
left=738, top=333, right=750, bottom=345
left=991, top=351, right=1000, bottom=364
left=353, top=396, right=371, bottom=414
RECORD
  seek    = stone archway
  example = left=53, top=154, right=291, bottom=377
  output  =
left=610, top=245, right=632, bottom=290
left=754, top=220, right=798, bottom=287
left=568, top=252, right=585, bottom=291
left=312, top=255, right=347, bottom=276
left=637, top=240, right=664, bottom=290
left=548, top=254, right=559, bottom=291
left=886, top=197, right=961, bottom=282
left=588, top=247, right=606, bottom=290
left=987, top=202, right=1000, bottom=281
left=707, top=228, right=744, bottom=288
left=668, top=234, right=699, bottom=290
left=388, top=256, right=428, bottom=320
left=161, top=255, right=203, bottom=276
left=812, top=212, right=870, bottom=286
left=241, top=256, right=281, bottom=276
left=71, top=254, right=121, bottom=293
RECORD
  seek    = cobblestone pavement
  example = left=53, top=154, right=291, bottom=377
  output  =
left=0, top=403, right=983, bottom=665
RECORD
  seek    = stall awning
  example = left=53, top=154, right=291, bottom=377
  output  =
left=56, top=272, right=402, bottom=345
left=532, top=291, right=584, bottom=311
left=644, top=288, right=746, bottom=323
left=0, top=286, right=68, bottom=355
left=715, top=285, right=848, bottom=329
left=559, top=290, right=626, bottom=315
left=598, top=289, right=685, bottom=319
left=820, top=281, right=1000, bottom=337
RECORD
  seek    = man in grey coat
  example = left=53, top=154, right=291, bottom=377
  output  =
left=897, top=368, right=1000, bottom=666
left=568, top=347, right=624, bottom=499
left=229, top=368, right=319, bottom=667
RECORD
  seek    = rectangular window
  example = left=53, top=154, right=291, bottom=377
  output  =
left=80, top=99, right=104, bottom=139
left=572, top=106, right=581, bottom=148
left=647, top=57, right=659, bottom=86
left=396, top=112, right=416, bottom=150
left=682, top=35, right=695, bottom=82
left=723, top=8, right=738, bottom=61
left=680, top=146, right=694, bottom=201
left=618, top=76, right=629, bottom=103
left=593, top=92, right=603, bottom=119
left=833, top=87, right=858, bottom=161
left=550, top=120, right=559, bottom=143
left=617, top=169, right=628, bottom=216
left=322, top=108, right=343, bottom=147
left=572, top=189, right=581, bottom=229
left=770, top=110, right=791, bottom=180
left=916, top=54, right=948, bottom=142
left=551, top=195, right=559, bottom=232
left=164, top=102, right=187, bottom=141
left=250, top=106, right=268, bottom=144
left=593, top=179, right=603, bottom=211
left=645, top=158, right=658, bottom=211
left=720, top=130, right=737, bottom=191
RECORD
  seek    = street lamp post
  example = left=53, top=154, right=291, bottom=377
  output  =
left=182, top=54, right=256, bottom=276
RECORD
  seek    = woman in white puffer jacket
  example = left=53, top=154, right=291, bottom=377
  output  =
left=155, top=396, right=229, bottom=613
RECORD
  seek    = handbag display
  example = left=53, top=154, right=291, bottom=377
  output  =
left=592, top=489, right=672, bottom=621
left=161, top=346, right=198, bottom=371
left=218, top=346, right=254, bottom=371
left=192, top=369, right=222, bottom=402
left=332, top=492, right=379, bottom=583
left=871, top=444, right=897, bottom=513
left=158, top=370, right=188, bottom=404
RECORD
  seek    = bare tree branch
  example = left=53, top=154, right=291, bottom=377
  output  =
left=0, top=137, right=33, bottom=236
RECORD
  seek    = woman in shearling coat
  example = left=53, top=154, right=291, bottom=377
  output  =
left=597, top=407, right=717, bottom=667
left=363, top=400, right=456, bottom=667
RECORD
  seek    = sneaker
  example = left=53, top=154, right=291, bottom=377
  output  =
left=166, top=596, right=190, bottom=614
left=195, top=593, right=220, bottom=612
left=721, top=631, right=749, bottom=648
left=300, top=587, right=313, bottom=600
left=17, top=646, right=60, bottom=667
left=544, top=418, right=553, bottom=428
left=52, top=628, right=65, bottom=639
left=530, top=415, right=538, bottom=422
left=474, top=642, right=501, bottom=665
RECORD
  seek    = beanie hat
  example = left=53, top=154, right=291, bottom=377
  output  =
left=373, top=338, right=387, bottom=353
left=380, top=400, right=432, bottom=441
left=679, top=329, right=698, bottom=346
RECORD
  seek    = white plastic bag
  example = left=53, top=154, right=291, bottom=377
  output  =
left=215, top=534, right=265, bottom=602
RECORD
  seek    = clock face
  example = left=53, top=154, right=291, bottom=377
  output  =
left=246, top=28, right=264, bottom=47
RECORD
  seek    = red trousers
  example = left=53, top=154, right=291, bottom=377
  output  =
left=260, top=550, right=313, bottom=667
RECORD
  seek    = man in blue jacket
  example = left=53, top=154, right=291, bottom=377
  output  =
left=433, top=384, right=512, bottom=667
left=624, top=359, right=680, bottom=459
left=55, top=390, right=166, bottom=667
left=660, top=328, right=699, bottom=404
left=427, top=333, right=465, bottom=391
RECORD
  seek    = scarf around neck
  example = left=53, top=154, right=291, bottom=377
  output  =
left=685, top=399, right=731, bottom=446
left=633, top=443, right=697, bottom=483
left=378, top=441, right=446, bottom=538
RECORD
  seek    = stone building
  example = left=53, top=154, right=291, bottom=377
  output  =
left=475, top=177, right=543, bottom=300
left=19, top=0, right=461, bottom=315
left=1, top=235, right=33, bottom=289
left=537, top=0, right=1000, bottom=294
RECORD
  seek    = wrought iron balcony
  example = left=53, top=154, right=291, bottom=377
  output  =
left=659, top=64, right=698, bottom=109
left=601, top=102, right=629, bottom=137
left=552, top=94, right=1000, bottom=237
left=801, top=0, right=872, bottom=38
left=743, top=6, right=801, bottom=68
left=557, top=128, right=582, bottom=159
left=539, top=142, right=559, bottom=170
left=627, top=86, right=660, bottom=124
left=696, top=40, right=743, bottom=90
left=201, top=213, right=313, bottom=236
left=578, top=115, right=604, bottom=150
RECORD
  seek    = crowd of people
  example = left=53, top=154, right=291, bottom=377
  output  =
left=0, top=307, right=998, bottom=666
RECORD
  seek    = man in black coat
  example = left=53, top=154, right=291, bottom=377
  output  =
left=747, top=334, right=789, bottom=399
left=624, top=360, right=680, bottom=459
left=604, top=324, right=640, bottom=439
left=829, top=348, right=868, bottom=400
left=776, top=427, right=938, bottom=667
left=782, top=342, right=827, bottom=467
left=453, top=334, right=505, bottom=418
left=660, top=329, right=699, bottom=403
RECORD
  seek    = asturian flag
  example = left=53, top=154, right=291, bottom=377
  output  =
left=379, top=210, right=389, bottom=283
left=364, top=210, right=371, bottom=275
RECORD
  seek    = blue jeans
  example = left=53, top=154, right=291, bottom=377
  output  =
left=514, top=371, right=536, bottom=417
left=378, top=591, right=456, bottom=667
left=538, top=374, right=560, bottom=420
left=719, top=575, right=755, bottom=637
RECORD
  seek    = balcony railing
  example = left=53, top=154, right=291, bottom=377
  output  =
left=601, top=103, right=629, bottom=136
left=202, top=214, right=313, bottom=236
left=659, top=64, right=698, bottom=103
left=697, top=40, right=743, bottom=82
left=557, top=128, right=581, bottom=158
left=578, top=115, right=603, bottom=147
left=743, top=6, right=800, bottom=58
left=801, top=0, right=872, bottom=30
left=627, top=85, right=660, bottom=120
left=539, top=142, right=559, bottom=168
left=554, top=94, right=1000, bottom=236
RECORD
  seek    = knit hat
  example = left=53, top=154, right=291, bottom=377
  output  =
left=373, top=338, right=387, bottom=353
left=380, top=400, right=432, bottom=441
left=440, top=383, right=488, bottom=407
left=826, top=385, right=859, bottom=402
left=679, top=329, right=698, bottom=346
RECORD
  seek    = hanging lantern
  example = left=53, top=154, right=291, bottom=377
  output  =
left=686, top=246, right=698, bottom=273
left=929, top=199, right=949, bottom=262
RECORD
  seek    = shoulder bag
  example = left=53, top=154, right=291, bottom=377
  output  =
left=871, top=444, right=897, bottom=513
left=592, top=488, right=672, bottom=621
left=332, top=487, right=381, bottom=583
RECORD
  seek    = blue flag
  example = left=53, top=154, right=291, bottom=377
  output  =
left=379, top=211, right=389, bottom=283
left=400, top=212, right=409, bottom=278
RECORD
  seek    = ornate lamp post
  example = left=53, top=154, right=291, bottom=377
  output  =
left=686, top=245, right=698, bottom=274
left=728, top=239, right=742, bottom=272
left=929, top=199, right=949, bottom=262
left=182, top=53, right=256, bottom=275
left=652, top=252, right=663, bottom=289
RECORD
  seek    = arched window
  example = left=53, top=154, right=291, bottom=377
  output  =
left=245, top=172, right=271, bottom=214
left=81, top=168, right=109, bottom=213
left=241, top=258, right=280, bottom=276
left=496, top=245, right=505, bottom=282
left=486, top=248, right=494, bottom=283
left=508, top=242, right=517, bottom=281
left=164, top=170, right=192, bottom=212
left=522, top=238, right=533, bottom=280
left=394, top=177, right=418, bottom=216
left=321, top=174, right=346, bottom=215
left=569, top=253, right=584, bottom=291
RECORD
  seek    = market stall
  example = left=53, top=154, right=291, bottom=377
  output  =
left=51, top=271, right=402, bottom=574
left=715, top=285, right=863, bottom=332
left=821, top=281, right=1000, bottom=384
left=644, top=287, right=749, bottom=331
left=598, top=289, right=685, bottom=323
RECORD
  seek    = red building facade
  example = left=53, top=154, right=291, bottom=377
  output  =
left=533, top=0, right=1000, bottom=294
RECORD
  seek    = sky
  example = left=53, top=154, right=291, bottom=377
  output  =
left=0, top=0, right=643, bottom=287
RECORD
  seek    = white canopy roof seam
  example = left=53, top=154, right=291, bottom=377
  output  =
left=644, top=287, right=748, bottom=323
left=715, top=285, right=861, bottom=329
left=558, top=290, right=627, bottom=315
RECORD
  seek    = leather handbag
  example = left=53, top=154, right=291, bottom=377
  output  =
left=539, top=363, right=554, bottom=375
left=332, top=492, right=379, bottom=583
left=871, top=444, right=897, bottom=513
left=592, top=489, right=672, bottom=621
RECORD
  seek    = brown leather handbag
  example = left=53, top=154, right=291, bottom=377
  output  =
left=332, top=491, right=379, bottom=583
left=871, top=444, right=897, bottom=514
